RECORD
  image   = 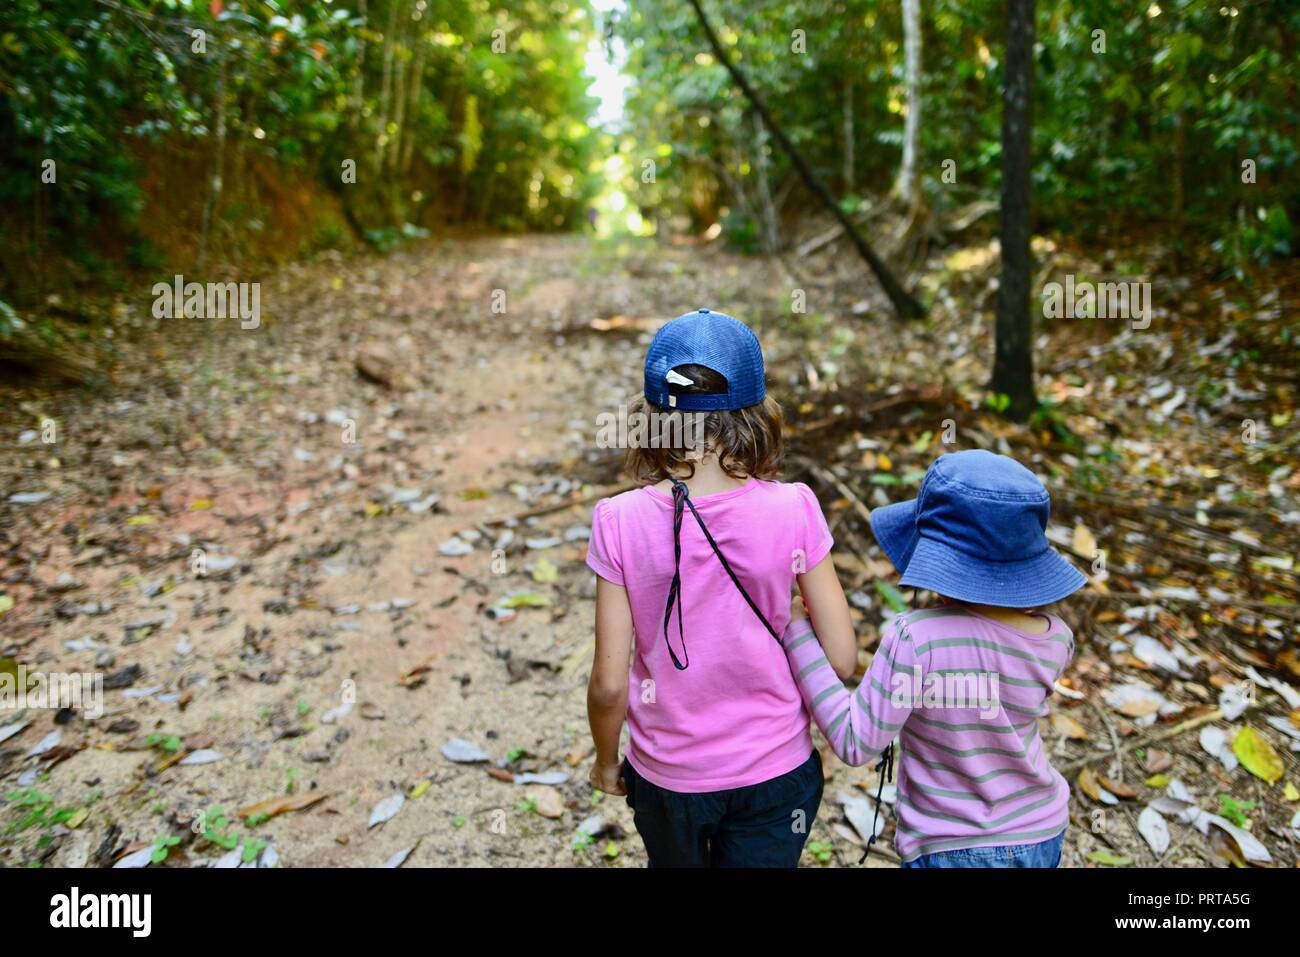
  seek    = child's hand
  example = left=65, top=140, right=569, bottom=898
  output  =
left=790, top=592, right=809, bottom=621
left=589, top=760, right=626, bottom=796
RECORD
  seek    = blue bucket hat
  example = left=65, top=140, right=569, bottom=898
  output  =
left=869, top=449, right=1087, bottom=608
left=643, top=308, right=766, bottom=411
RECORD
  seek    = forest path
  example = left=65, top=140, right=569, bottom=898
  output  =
left=10, top=234, right=1294, bottom=869
left=2, top=234, right=900, bottom=867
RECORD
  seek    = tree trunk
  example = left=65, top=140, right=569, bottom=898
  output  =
left=753, top=111, right=779, bottom=254
left=1172, top=106, right=1185, bottom=270
left=990, top=0, right=1037, bottom=421
left=388, top=7, right=411, bottom=174
left=374, top=2, right=398, bottom=171
left=352, top=0, right=368, bottom=127
left=400, top=29, right=426, bottom=173
left=842, top=73, right=855, bottom=195
left=894, top=0, right=922, bottom=207
left=684, top=0, right=924, bottom=319
left=197, top=48, right=227, bottom=271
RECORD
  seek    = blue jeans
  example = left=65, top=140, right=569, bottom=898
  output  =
left=901, top=831, right=1065, bottom=868
left=622, top=751, right=824, bottom=867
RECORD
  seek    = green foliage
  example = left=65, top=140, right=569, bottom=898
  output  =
left=874, top=580, right=909, bottom=613
left=616, top=0, right=1299, bottom=275
left=145, top=733, right=182, bottom=753
left=200, top=806, right=240, bottom=849
left=985, top=392, right=1012, bottom=414
left=1213, top=204, right=1294, bottom=282
left=4, top=788, right=79, bottom=833
left=150, top=833, right=181, bottom=864
left=1218, top=794, right=1255, bottom=828
left=241, top=836, right=268, bottom=863
left=805, top=839, right=834, bottom=863
left=0, top=0, right=602, bottom=297
left=720, top=210, right=761, bottom=253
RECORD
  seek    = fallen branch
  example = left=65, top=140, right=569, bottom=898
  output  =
left=805, top=462, right=874, bottom=529
left=794, top=202, right=890, bottom=259
left=481, top=483, right=635, bottom=527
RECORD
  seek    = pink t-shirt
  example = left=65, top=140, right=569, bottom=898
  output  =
left=585, top=479, right=833, bottom=792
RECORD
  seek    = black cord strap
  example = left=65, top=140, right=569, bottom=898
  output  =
left=858, top=742, right=894, bottom=864
left=662, top=480, right=782, bottom=671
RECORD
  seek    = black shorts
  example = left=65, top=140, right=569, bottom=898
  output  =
left=621, top=750, right=824, bottom=867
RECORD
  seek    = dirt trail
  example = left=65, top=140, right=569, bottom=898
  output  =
left=4, top=235, right=902, bottom=868
left=6, top=230, right=1299, bottom=870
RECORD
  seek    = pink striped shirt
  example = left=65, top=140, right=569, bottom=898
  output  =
left=784, top=604, right=1072, bottom=861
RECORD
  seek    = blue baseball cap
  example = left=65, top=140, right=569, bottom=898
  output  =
left=643, top=308, right=766, bottom=411
left=869, top=450, right=1087, bottom=608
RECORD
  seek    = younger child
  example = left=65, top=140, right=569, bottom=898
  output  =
left=784, top=449, right=1086, bottom=867
left=584, top=308, right=858, bottom=867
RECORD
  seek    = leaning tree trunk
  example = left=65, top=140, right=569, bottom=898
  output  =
left=893, top=0, right=922, bottom=207
left=991, top=0, right=1037, bottom=421
left=684, top=0, right=924, bottom=319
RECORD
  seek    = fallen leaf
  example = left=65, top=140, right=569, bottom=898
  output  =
left=112, top=846, right=154, bottom=869
left=368, top=793, right=405, bottom=828
left=501, top=592, right=550, bottom=609
left=1098, top=774, right=1140, bottom=799
left=441, top=738, right=490, bottom=763
left=384, top=845, right=416, bottom=868
left=513, top=771, right=569, bottom=786
left=531, top=557, right=559, bottom=584
left=1086, top=849, right=1131, bottom=866
left=1137, top=806, right=1170, bottom=855
left=1078, top=767, right=1118, bottom=805
left=236, top=792, right=329, bottom=821
left=398, top=661, right=432, bottom=688
left=1051, top=712, right=1090, bottom=741
left=178, top=749, right=225, bottom=765
left=1199, top=726, right=1238, bottom=772
left=66, top=808, right=90, bottom=829
left=1206, top=816, right=1271, bottom=865
left=1141, top=749, right=1174, bottom=774
left=1208, top=825, right=1247, bottom=867
left=1232, top=726, right=1283, bottom=784
left=525, top=784, right=565, bottom=819
left=1072, top=523, right=1098, bottom=560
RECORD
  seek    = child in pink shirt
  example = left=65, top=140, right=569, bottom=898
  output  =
left=584, top=308, right=858, bottom=867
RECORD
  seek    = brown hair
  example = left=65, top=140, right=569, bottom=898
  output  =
left=625, top=364, right=783, bottom=483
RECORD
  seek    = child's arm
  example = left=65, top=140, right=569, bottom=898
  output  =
left=587, top=576, right=634, bottom=795
left=796, top=554, right=857, bottom=680
left=783, top=607, right=918, bottom=767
